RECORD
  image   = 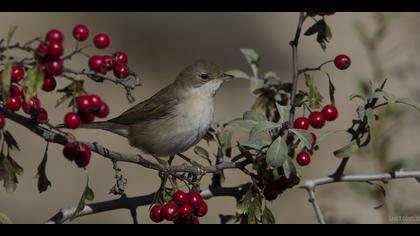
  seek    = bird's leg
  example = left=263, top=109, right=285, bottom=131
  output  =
left=168, top=155, right=175, bottom=165
left=152, top=154, right=168, bottom=166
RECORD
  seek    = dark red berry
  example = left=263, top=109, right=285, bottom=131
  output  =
left=0, top=114, right=5, bottom=128
left=47, top=59, right=64, bottom=76
left=311, top=132, right=317, bottom=144
left=263, top=184, right=279, bottom=201
left=102, top=55, right=116, bottom=71
left=22, top=96, right=41, bottom=114
left=294, top=117, right=309, bottom=130
left=191, top=217, right=200, bottom=224
left=76, top=95, right=92, bottom=111
left=297, top=151, right=311, bottom=166
left=161, top=202, right=178, bottom=221
left=172, top=190, right=188, bottom=205
left=42, top=77, right=57, bottom=92
left=113, top=51, right=128, bottom=65
left=322, top=105, right=338, bottom=121
left=72, top=24, right=89, bottom=41
left=195, top=202, right=208, bottom=217
left=48, top=42, right=64, bottom=58
left=11, top=65, right=25, bottom=82
left=64, top=112, right=80, bottom=129
left=113, top=64, right=129, bottom=79
left=93, top=33, right=110, bottom=49
left=78, top=111, right=95, bottom=123
left=63, top=143, right=79, bottom=161
left=188, top=192, right=204, bottom=209
left=37, top=108, right=48, bottom=121
left=37, top=42, right=49, bottom=57
left=309, top=111, right=326, bottom=129
left=10, top=84, right=21, bottom=96
left=88, top=55, right=105, bottom=72
left=6, top=96, right=21, bottom=111
left=94, top=102, right=109, bottom=118
left=75, top=143, right=91, bottom=168
left=150, top=205, right=163, bottom=223
left=89, top=95, right=102, bottom=110
left=178, top=203, right=193, bottom=217
left=334, top=54, right=351, bottom=70
left=46, top=29, right=63, bottom=43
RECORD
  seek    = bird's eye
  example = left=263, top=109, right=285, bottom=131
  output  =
left=200, top=74, right=210, bottom=80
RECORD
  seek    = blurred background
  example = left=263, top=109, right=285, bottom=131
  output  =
left=1, top=12, right=420, bottom=224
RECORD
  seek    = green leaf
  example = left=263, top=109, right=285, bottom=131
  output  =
left=23, top=65, right=44, bottom=101
left=228, top=119, right=258, bottom=131
left=365, top=108, right=375, bottom=127
left=304, top=74, right=323, bottom=109
left=264, top=72, right=280, bottom=81
left=275, top=103, right=290, bottom=124
left=37, top=143, right=52, bottom=193
left=72, top=176, right=95, bottom=220
left=236, top=188, right=253, bottom=215
left=266, top=137, right=288, bottom=168
left=262, top=207, right=275, bottom=224
left=289, top=128, right=313, bottom=149
left=304, top=20, right=325, bottom=36
left=349, top=94, right=366, bottom=102
left=282, top=157, right=296, bottom=179
left=56, top=80, right=86, bottom=107
left=333, top=140, right=359, bottom=158
left=248, top=195, right=263, bottom=224
left=225, top=70, right=250, bottom=80
left=219, top=215, right=240, bottom=224
left=4, top=131, right=20, bottom=151
left=314, top=130, right=341, bottom=144
left=220, top=130, right=233, bottom=157
left=0, top=212, right=12, bottom=224
left=0, top=154, right=23, bottom=192
left=240, top=48, right=260, bottom=66
left=357, top=106, right=366, bottom=120
left=243, top=111, right=267, bottom=122
left=327, top=74, right=336, bottom=106
left=249, top=121, right=279, bottom=140
left=1, top=59, right=12, bottom=100
left=395, top=97, right=420, bottom=111
left=304, top=19, right=331, bottom=51
left=239, top=142, right=265, bottom=151
left=6, top=25, right=18, bottom=46
left=250, top=76, right=264, bottom=93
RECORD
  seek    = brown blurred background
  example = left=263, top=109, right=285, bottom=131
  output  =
left=1, top=12, right=420, bottom=224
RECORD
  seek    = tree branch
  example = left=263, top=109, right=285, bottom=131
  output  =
left=46, top=183, right=251, bottom=224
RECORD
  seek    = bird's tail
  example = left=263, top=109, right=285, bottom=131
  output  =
left=57, top=121, right=129, bottom=138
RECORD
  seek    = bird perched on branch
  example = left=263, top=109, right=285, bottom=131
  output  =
left=78, top=60, right=233, bottom=158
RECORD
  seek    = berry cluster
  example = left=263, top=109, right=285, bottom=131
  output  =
left=64, top=94, right=109, bottom=129
left=89, top=51, right=130, bottom=79
left=263, top=175, right=300, bottom=201
left=293, top=104, right=338, bottom=166
left=150, top=191, right=208, bottom=224
left=62, top=142, right=92, bottom=168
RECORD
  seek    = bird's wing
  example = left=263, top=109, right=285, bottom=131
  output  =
left=109, top=85, right=180, bottom=125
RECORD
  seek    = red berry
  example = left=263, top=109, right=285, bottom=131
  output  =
left=188, top=192, right=204, bottom=209
left=37, top=108, right=48, bottom=121
left=195, top=202, right=208, bottom=217
left=76, top=95, right=92, bottom=111
left=172, top=190, right=188, bottom=205
left=64, top=112, right=81, bottom=129
left=0, top=114, right=5, bottom=128
left=178, top=203, right=193, bottom=217
left=191, top=217, right=200, bottom=224
left=88, top=55, right=105, bottom=72
left=93, top=33, right=110, bottom=49
left=263, top=184, right=278, bottom=201
left=297, top=151, right=311, bottom=166
left=113, top=64, right=129, bottom=79
left=37, top=42, right=49, bottom=57
left=47, top=59, right=64, bottom=76
left=113, top=51, right=128, bottom=65
left=173, top=217, right=189, bottom=224
left=42, top=77, right=57, bottom=92
left=11, top=65, right=25, bottom=82
left=6, top=96, right=21, bottom=111
left=75, top=143, right=91, bottom=168
left=48, top=42, right=64, bottom=58
left=89, top=95, right=102, bottom=110
left=150, top=205, right=163, bottom=223
left=10, top=84, right=21, bottom=96
left=63, top=143, right=79, bottom=161
left=78, top=111, right=95, bottom=123
left=102, top=55, right=116, bottom=71
left=161, top=202, right=178, bottom=221
left=72, top=24, right=89, bottom=41
left=46, top=29, right=64, bottom=43
left=309, top=111, right=326, bottom=129
left=322, top=105, right=338, bottom=121
left=334, top=54, right=351, bottom=70
left=22, top=96, right=41, bottom=114
left=94, top=102, right=109, bottom=118
left=294, top=117, right=309, bottom=130
left=311, top=132, right=317, bottom=144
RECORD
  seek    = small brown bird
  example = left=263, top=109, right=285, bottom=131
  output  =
left=80, top=60, right=233, bottom=157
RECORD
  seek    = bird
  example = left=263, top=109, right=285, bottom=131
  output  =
left=78, top=60, right=233, bottom=158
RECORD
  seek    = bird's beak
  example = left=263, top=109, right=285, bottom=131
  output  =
left=221, top=73, right=235, bottom=81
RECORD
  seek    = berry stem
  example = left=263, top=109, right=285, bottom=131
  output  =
left=62, top=44, right=92, bottom=61
left=298, top=60, right=334, bottom=75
